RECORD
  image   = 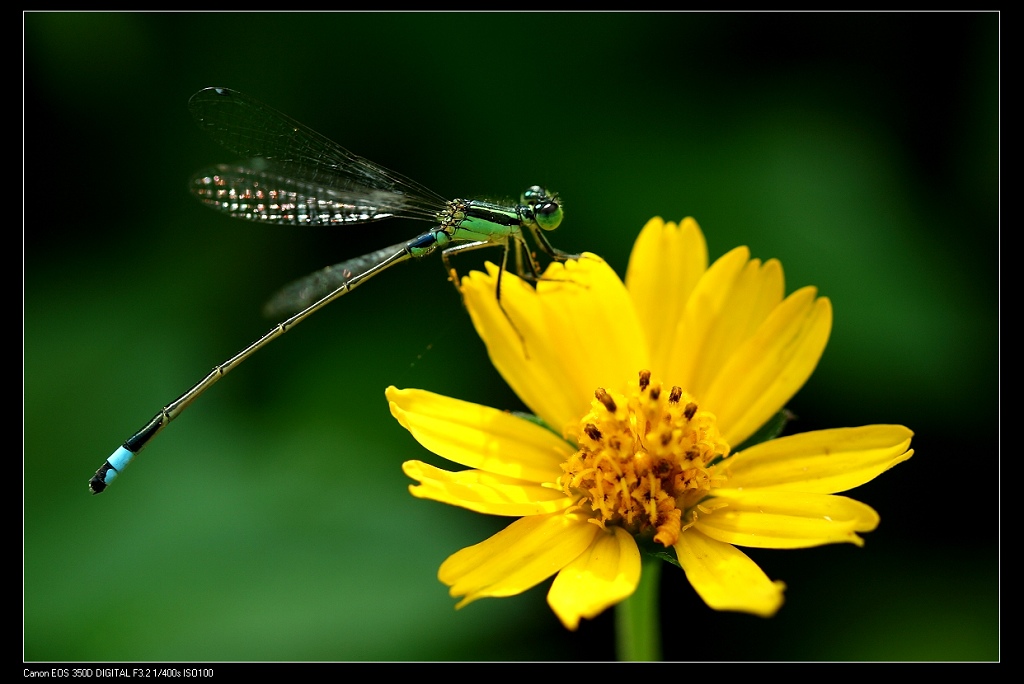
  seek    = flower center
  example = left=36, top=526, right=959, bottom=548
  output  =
left=559, top=370, right=731, bottom=547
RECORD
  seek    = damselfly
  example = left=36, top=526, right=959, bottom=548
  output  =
left=88, top=87, right=576, bottom=494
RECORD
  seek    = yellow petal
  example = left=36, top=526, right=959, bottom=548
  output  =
left=659, top=245, right=751, bottom=393
left=547, top=526, right=641, bottom=631
left=462, top=256, right=648, bottom=433
left=461, top=266, right=572, bottom=429
left=440, top=511, right=600, bottom=608
left=694, top=489, right=880, bottom=549
left=702, top=287, right=833, bottom=446
left=625, top=217, right=708, bottom=373
left=685, top=257, right=784, bottom=398
left=725, top=425, right=914, bottom=493
left=674, top=529, right=785, bottom=617
left=403, top=460, right=573, bottom=516
left=387, top=387, right=571, bottom=483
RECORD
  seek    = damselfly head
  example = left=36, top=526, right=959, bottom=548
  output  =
left=521, top=185, right=563, bottom=232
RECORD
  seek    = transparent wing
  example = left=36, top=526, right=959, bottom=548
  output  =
left=191, top=161, right=439, bottom=226
left=262, top=241, right=418, bottom=318
left=188, top=87, right=449, bottom=225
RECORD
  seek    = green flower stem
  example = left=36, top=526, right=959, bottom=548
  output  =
left=615, top=555, right=662, bottom=661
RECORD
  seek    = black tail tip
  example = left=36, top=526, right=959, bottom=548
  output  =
left=88, top=464, right=113, bottom=495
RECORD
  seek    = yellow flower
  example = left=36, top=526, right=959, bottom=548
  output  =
left=387, top=217, right=913, bottom=631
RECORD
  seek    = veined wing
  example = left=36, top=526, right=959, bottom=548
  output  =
left=191, top=160, right=443, bottom=226
left=187, top=87, right=448, bottom=211
left=262, top=241, right=419, bottom=318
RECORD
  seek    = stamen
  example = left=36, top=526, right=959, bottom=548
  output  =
left=561, top=372, right=730, bottom=547
left=595, top=388, right=617, bottom=412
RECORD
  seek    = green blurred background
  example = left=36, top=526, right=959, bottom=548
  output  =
left=24, top=12, right=998, bottom=661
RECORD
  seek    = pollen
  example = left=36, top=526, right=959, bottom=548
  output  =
left=559, top=370, right=731, bottom=547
